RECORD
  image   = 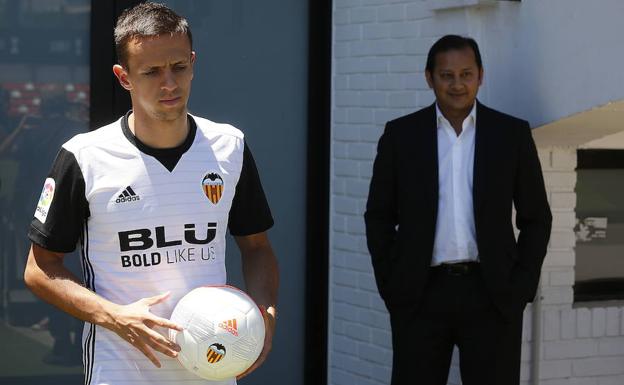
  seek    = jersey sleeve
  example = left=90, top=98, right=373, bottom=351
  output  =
left=228, top=142, right=274, bottom=236
left=28, top=147, right=90, bottom=253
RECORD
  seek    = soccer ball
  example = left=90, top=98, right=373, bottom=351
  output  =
left=169, top=285, right=266, bottom=380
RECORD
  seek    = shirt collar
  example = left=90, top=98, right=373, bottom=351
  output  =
left=435, top=103, right=477, bottom=132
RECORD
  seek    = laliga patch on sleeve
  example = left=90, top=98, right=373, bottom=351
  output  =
left=34, top=178, right=55, bottom=224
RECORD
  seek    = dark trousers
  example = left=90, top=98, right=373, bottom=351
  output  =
left=389, top=265, right=524, bottom=385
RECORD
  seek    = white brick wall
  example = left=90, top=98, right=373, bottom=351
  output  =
left=330, top=1, right=436, bottom=384
left=331, top=1, right=496, bottom=384
left=329, top=1, right=624, bottom=385
left=534, top=147, right=624, bottom=384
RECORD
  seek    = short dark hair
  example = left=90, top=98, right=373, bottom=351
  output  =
left=114, top=2, right=193, bottom=68
left=425, top=35, right=482, bottom=73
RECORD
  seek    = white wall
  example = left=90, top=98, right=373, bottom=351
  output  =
left=475, top=0, right=624, bottom=127
left=329, top=1, right=624, bottom=385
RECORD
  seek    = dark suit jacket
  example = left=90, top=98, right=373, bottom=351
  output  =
left=364, top=101, right=552, bottom=319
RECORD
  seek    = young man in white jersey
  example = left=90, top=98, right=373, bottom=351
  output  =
left=23, top=3, right=278, bottom=384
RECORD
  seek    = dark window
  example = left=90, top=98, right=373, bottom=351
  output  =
left=574, top=149, right=624, bottom=302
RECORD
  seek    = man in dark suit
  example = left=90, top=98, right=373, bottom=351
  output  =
left=365, top=35, right=552, bottom=385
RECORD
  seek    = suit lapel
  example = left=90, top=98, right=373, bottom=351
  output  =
left=473, top=101, right=489, bottom=232
left=422, top=104, right=439, bottom=223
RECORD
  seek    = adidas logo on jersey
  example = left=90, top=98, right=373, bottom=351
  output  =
left=218, top=319, right=239, bottom=336
left=115, top=186, right=140, bottom=203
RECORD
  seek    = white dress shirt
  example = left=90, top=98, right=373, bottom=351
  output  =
left=431, top=103, right=480, bottom=266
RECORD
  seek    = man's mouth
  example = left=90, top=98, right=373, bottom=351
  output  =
left=159, top=96, right=181, bottom=105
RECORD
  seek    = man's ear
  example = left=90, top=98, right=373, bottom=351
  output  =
left=113, top=64, right=132, bottom=91
left=478, top=67, right=484, bottom=86
left=189, top=52, right=196, bottom=81
left=425, top=70, right=434, bottom=89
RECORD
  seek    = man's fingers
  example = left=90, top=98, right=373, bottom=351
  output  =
left=260, top=305, right=276, bottom=332
left=143, top=291, right=171, bottom=306
left=149, top=314, right=184, bottom=332
left=142, top=326, right=181, bottom=355
left=135, top=341, right=162, bottom=368
left=145, top=336, right=180, bottom=358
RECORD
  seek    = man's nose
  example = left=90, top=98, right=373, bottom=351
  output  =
left=161, top=70, right=177, bottom=91
left=449, top=75, right=464, bottom=89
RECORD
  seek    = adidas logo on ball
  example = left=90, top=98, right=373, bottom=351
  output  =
left=218, top=319, right=239, bottom=336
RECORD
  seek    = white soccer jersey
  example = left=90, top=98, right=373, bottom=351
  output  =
left=29, top=112, right=273, bottom=385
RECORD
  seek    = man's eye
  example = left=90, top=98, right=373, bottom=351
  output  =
left=173, top=65, right=187, bottom=72
left=143, top=70, right=157, bottom=76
